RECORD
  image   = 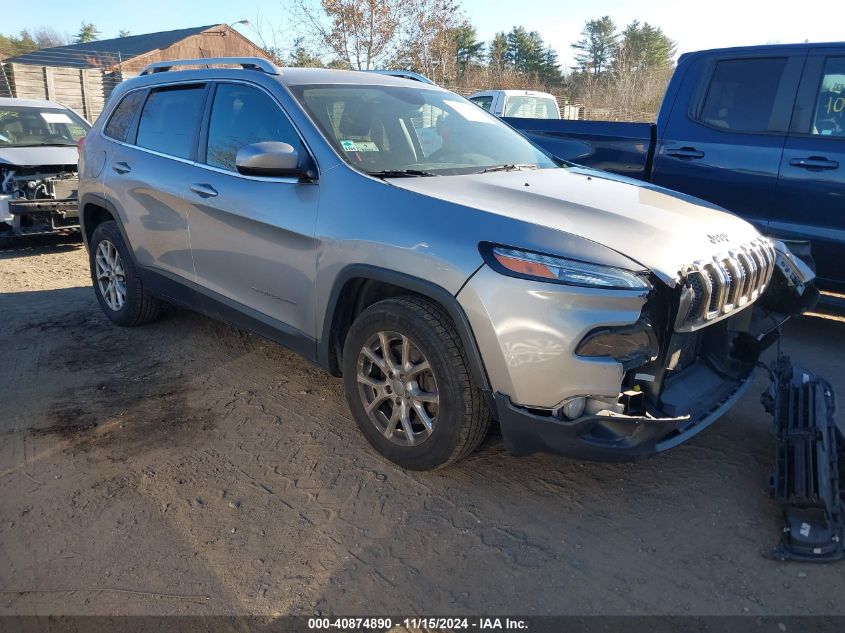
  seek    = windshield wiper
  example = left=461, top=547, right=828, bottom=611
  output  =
left=368, top=169, right=437, bottom=178
left=479, top=164, right=539, bottom=174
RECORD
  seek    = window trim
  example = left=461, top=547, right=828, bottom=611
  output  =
left=789, top=54, right=845, bottom=139
left=133, top=82, right=210, bottom=162
left=688, top=54, right=804, bottom=136
left=196, top=79, right=319, bottom=181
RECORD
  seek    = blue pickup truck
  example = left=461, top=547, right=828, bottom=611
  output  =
left=507, top=43, right=845, bottom=294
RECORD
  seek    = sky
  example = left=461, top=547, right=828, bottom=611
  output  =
left=5, top=0, right=844, bottom=68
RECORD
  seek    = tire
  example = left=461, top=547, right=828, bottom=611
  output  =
left=342, top=295, right=491, bottom=470
left=89, top=220, right=159, bottom=326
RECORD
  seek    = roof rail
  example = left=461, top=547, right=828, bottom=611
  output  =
left=139, top=57, right=279, bottom=76
left=365, top=70, right=436, bottom=85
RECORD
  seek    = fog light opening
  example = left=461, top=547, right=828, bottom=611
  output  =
left=559, top=396, right=587, bottom=420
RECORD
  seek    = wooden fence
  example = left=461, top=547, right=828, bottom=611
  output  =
left=0, top=63, right=131, bottom=121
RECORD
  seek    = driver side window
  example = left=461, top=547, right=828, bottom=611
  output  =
left=206, top=83, right=302, bottom=172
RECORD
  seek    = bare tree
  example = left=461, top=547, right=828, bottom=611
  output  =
left=290, top=0, right=408, bottom=70
left=393, top=0, right=466, bottom=84
left=30, top=27, right=70, bottom=48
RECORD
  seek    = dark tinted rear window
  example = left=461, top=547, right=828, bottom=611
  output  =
left=104, top=90, right=146, bottom=141
left=699, top=58, right=787, bottom=132
left=136, top=85, right=206, bottom=159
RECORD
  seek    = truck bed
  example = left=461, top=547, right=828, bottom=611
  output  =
left=504, top=118, right=656, bottom=181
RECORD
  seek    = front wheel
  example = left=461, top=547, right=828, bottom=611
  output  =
left=342, top=296, right=491, bottom=470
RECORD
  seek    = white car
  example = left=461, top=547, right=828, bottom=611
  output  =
left=0, top=97, right=90, bottom=236
left=468, top=89, right=561, bottom=119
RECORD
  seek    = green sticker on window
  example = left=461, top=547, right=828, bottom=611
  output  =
left=340, top=139, right=357, bottom=151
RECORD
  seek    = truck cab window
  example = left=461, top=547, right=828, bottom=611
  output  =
left=470, top=96, right=493, bottom=112
left=206, top=84, right=302, bottom=171
left=812, top=57, right=845, bottom=136
left=699, top=58, right=787, bottom=132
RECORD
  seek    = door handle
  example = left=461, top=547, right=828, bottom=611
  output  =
left=789, top=156, right=839, bottom=170
left=190, top=183, right=218, bottom=198
left=665, top=146, right=705, bottom=159
left=111, top=161, right=131, bottom=174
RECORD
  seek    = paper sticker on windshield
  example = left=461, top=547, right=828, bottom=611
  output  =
left=41, top=112, right=73, bottom=124
left=340, top=139, right=358, bottom=152
left=444, top=100, right=494, bottom=123
left=354, top=141, right=379, bottom=152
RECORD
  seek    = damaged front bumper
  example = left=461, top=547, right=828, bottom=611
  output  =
left=472, top=240, right=819, bottom=462
left=496, top=342, right=756, bottom=462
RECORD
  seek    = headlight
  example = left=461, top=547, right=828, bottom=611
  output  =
left=482, top=244, right=650, bottom=290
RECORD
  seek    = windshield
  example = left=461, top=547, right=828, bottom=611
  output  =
left=504, top=95, right=559, bottom=119
left=0, top=106, right=90, bottom=148
left=289, top=84, right=557, bottom=175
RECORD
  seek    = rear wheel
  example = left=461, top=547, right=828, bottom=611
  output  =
left=89, top=221, right=159, bottom=326
left=342, top=296, right=490, bottom=470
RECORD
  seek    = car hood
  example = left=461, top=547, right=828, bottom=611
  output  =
left=0, top=146, right=79, bottom=167
left=388, top=167, right=762, bottom=285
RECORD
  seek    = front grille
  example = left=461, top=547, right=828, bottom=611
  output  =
left=677, top=238, right=776, bottom=332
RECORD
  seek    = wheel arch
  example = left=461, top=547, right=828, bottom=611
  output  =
left=318, top=265, right=491, bottom=396
left=80, top=193, right=130, bottom=250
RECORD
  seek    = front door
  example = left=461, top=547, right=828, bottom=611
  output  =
left=774, top=52, right=845, bottom=291
left=185, top=81, right=320, bottom=353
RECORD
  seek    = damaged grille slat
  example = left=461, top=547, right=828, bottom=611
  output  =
left=678, top=239, right=776, bottom=332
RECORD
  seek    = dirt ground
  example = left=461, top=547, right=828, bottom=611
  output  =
left=1, top=234, right=844, bottom=617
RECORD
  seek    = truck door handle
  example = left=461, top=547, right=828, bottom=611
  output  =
left=190, top=183, right=218, bottom=198
left=111, top=161, right=131, bottom=174
left=789, top=156, right=839, bottom=170
left=665, top=146, right=705, bottom=159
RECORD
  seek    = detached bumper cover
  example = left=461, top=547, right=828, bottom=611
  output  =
left=495, top=368, right=754, bottom=462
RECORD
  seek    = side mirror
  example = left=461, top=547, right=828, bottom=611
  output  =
left=235, top=142, right=313, bottom=179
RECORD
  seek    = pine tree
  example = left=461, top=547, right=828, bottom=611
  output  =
left=571, top=16, right=617, bottom=76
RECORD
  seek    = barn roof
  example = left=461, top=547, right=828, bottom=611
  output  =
left=3, top=25, right=221, bottom=68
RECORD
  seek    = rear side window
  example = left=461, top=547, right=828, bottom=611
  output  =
left=104, top=90, right=145, bottom=141
left=699, top=58, right=787, bottom=132
left=136, top=85, right=206, bottom=159
left=812, top=57, right=845, bottom=136
left=205, top=83, right=302, bottom=171
left=470, top=96, right=493, bottom=112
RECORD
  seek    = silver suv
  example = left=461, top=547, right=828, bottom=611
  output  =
left=78, top=58, right=815, bottom=470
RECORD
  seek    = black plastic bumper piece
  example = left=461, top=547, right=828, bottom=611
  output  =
left=763, top=357, right=843, bottom=562
left=495, top=371, right=753, bottom=462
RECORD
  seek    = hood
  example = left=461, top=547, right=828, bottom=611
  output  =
left=0, top=146, right=79, bottom=168
left=388, top=167, right=761, bottom=285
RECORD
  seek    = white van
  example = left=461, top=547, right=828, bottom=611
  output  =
left=467, top=90, right=560, bottom=119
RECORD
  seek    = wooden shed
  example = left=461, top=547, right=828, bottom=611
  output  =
left=0, top=24, right=267, bottom=119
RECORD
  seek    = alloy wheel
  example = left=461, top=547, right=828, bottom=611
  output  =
left=95, top=239, right=126, bottom=311
left=356, top=331, right=439, bottom=446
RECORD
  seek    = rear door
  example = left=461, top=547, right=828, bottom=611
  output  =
left=651, top=51, right=805, bottom=233
left=102, top=83, right=208, bottom=292
left=185, top=81, right=320, bottom=354
left=774, top=51, right=845, bottom=290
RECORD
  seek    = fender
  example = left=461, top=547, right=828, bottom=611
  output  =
left=318, top=264, right=491, bottom=398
